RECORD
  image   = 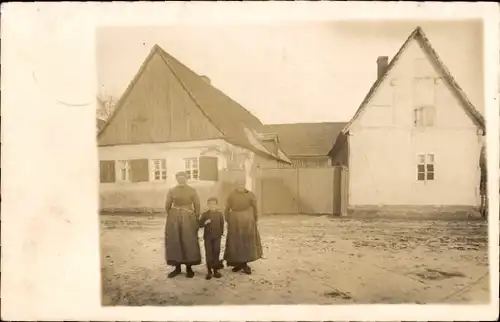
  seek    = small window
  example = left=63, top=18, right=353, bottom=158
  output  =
left=117, top=160, right=131, bottom=182
left=417, top=153, right=435, bottom=181
left=152, top=159, right=167, bottom=181
left=184, top=158, right=199, bottom=180
left=414, top=106, right=436, bottom=127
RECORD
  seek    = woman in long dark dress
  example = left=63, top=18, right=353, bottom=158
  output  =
left=223, top=180, right=263, bottom=275
left=479, top=146, right=487, bottom=218
left=164, top=171, right=202, bottom=278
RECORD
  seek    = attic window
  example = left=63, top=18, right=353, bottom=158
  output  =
left=414, top=106, right=436, bottom=127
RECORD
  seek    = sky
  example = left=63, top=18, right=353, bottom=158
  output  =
left=96, top=20, right=483, bottom=124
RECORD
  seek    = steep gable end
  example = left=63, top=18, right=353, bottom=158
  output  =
left=97, top=45, right=291, bottom=164
left=342, top=27, right=485, bottom=134
left=98, top=48, right=223, bottom=146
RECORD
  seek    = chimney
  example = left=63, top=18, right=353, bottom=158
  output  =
left=377, top=56, right=389, bottom=80
left=200, top=75, right=211, bottom=85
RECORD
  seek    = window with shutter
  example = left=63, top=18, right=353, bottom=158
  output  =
left=199, top=156, right=218, bottom=181
left=130, top=159, right=150, bottom=182
left=100, top=160, right=116, bottom=183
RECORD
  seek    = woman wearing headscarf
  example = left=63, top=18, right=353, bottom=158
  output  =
left=223, top=179, right=263, bottom=275
left=164, top=171, right=202, bottom=278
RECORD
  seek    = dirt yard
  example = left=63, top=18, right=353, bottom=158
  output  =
left=100, top=214, right=489, bottom=306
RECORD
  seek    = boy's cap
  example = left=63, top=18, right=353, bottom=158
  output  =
left=207, top=197, right=219, bottom=203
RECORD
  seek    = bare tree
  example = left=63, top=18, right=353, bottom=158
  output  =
left=97, top=94, right=117, bottom=120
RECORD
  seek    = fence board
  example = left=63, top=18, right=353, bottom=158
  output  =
left=259, top=168, right=299, bottom=214
left=258, top=166, right=346, bottom=215
left=298, top=168, right=335, bottom=214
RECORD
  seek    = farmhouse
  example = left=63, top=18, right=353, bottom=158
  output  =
left=329, top=27, right=485, bottom=214
left=98, top=44, right=291, bottom=212
left=263, top=123, right=346, bottom=168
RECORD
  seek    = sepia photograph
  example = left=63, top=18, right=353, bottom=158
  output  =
left=1, top=2, right=498, bottom=321
left=97, top=20, right=490, bottom=306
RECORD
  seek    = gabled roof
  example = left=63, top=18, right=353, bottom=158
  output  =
left=98, top=44, right=290, bottom=164
left=342, top=26, right=485, bottom=134
left=154, top=45, right=263, bottom=136
left=263, top=122, right=347, bottom=157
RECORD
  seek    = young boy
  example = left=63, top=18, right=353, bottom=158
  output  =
left=199, top=197, right=225, bottom=280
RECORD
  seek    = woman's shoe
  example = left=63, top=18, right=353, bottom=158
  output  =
left=242, top=265, right=252, bottom=275
left=167, top=267, right=181, bottom=278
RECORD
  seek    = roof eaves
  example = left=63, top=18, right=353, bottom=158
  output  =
left=342, top=26, right=485, bottom=135
left=155, top=46, right=228, bottom=138
left=242, top=128, right=291, bottom=164
left=97, top=46, right=159, bottom=139
left=415, top=29, right=486, bottom=132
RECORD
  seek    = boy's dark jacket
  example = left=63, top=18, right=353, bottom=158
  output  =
left=199, top=210, right=224, bottom=239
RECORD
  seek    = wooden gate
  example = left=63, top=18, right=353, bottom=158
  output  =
left=258, top=166, right=348, bottom=215
left=297, top=168, right=334, bottom=214
left=258, top=168, right=299, bottom=214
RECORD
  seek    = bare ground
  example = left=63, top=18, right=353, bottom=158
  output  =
left=100, top=214, right=489, bottom=306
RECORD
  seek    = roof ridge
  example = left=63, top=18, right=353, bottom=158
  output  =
left=414, top=28, right=485, bottom=130
left=154, top=45, right=228, bottom=138
left=154, top=45, right=291, bottom=163
left=342, top=26, right=485, bottom=134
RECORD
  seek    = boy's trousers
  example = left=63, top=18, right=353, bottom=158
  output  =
left=204, top=237, right=222, bottom=269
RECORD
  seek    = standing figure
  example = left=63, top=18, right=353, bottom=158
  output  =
left=164, top=171, right=202, bottom=278
left=199, top=197, right=225, bottom=280
left=224, top=180, right=263, bottom=275
left=479, top=146, right=487, bottom=218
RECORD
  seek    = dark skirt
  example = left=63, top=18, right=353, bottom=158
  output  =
left=164, top=207, right=201, bottom=266
left=224, top=208, right=263, bottom=266
left=480, top=175, right=487, bottom=196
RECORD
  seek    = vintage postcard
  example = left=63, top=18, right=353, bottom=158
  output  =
left=1, top=1, right=499, bottom=321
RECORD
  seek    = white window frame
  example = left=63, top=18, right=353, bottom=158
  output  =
left=417, top=153, right=435, bottom=182
left=151, top=159, right=167, bottom=182
left=184, top=157, right=200, bottom=180
left=116, top=160, right=131, bottom=182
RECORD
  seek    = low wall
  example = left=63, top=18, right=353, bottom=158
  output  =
left=100, top=181, right=239, bottom=214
